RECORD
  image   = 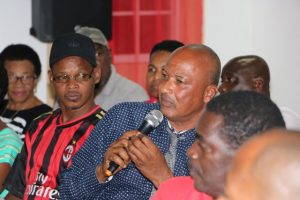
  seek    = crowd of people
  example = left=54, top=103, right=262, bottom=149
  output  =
left=0, top=26, right=299, bottom=200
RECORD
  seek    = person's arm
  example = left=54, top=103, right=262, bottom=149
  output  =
left=3, top=145, right=27, bottom=199
left=0, top=124, right=23, bottom=199
left=0, top=163, right=10, bottom=193
left=0, top=122, right=10, bottom=194
left=59, top=107, right=124, bottom=199
left=5, top=193, right=22, bottom=200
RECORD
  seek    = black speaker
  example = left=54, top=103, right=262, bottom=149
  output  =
left=30, top=0, right=112, bottom=43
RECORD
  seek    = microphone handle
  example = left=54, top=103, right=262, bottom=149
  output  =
left=105, top=120, right=154, bottom=176
left=105, top=161, right=119, bottom=177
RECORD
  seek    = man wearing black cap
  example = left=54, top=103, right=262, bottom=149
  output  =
left=3, top=33, right=106, bottom=200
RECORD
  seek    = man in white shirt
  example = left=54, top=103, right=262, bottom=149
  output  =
left=218, top=55, right=300, bottom=131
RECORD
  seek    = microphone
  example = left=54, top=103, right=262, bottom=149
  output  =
left=105, top=109, right=163, bottom=177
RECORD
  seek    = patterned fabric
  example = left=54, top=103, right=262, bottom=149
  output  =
left=151, top=176, right=213, bottom=200
left=60, top=102, right=196, bottom=200
left=0, top=128, right=22, bottom=199
left=0, top=100, right=52, bottom=141
left=3, top=106, right=105, bottom=200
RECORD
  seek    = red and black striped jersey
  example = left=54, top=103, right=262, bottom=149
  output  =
left=4, top=105, right=105, bottom=200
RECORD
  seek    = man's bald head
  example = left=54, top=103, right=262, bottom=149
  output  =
left=170, top=44, right=221, bottom=85
left=159, top=43, right=221, bottom=131
left=218, top=55, right=270, bottom=97
left=220, top=129, right=300, bottom=200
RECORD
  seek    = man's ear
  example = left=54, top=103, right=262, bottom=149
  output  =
left=94, top=66, right=101, bottom=84
left=253, top=77, right=264, bottom=91
left=203, top=85, right=218, bottom=103
left=48, top=69, right=53, bottom=82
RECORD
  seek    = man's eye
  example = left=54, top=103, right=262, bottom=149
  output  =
left=76, top=73, right=92, bottom=81
left=176, top=79, right=184, bottom=84
left=161, top=73, right=168, bottom=79
left=56, top=75, right=68, bottom=81
left=148, top=66, right=156, bottom=73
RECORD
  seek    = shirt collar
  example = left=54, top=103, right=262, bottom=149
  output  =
left=167, top=120, right=188, bottom=135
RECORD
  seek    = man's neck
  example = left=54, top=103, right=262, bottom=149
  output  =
left=60, top=103, right=97, bottom=123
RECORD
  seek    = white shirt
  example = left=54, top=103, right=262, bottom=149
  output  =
left=280, top=106, right=300, bottom=131
left=94, top=65, right=149, bottom=110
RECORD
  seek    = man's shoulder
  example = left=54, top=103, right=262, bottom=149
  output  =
left=279, top=106, right=300, bottom=131
left=103, top=102, right=160, bottom=126
left=109, top=102, right=159, bottom=113
left=161, top=176, right=194, bottom=189
left=27, top=111, right=54, bottom=135
left=154, top=176, right=213, bottom=200
left=113, top=73, right=148, bottom=95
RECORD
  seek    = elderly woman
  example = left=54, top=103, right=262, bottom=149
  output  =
left=0, top=44, right=52, bottom=140
left=0, top=66, right=22, bottom=199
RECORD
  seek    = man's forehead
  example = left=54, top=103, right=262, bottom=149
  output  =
left=237, top=57, right=256, bottom=65
left=196, top=111, right=224, bottom=137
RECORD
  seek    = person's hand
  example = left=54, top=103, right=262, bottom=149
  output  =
left=96, top=130, right=138, bottom=182
left=127, top=135, right=173, bottom=188
left=0, top=119, right=7, bottom=131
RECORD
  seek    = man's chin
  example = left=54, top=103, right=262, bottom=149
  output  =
left=63, top=103, right=82, bottom=111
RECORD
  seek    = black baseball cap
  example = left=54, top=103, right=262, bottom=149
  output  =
left=49, top=33, right=96, bottom=67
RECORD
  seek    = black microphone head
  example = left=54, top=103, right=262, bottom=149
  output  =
left=145, top=110, right=164, bottom=128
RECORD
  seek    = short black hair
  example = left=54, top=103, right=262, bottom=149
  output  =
left=207, top=91, right=286, bottom=150
left=0, top=44, right=42, bottom=77
left=0, top=66, right=8, bottom=104
left=150, top=40, right=184, bottom=56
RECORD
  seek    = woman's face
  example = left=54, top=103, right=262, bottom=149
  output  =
left=4, top=60, right=38, bottom=104
left=146, top=51, right=172, bottom=98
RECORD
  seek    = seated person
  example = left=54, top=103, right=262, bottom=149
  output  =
left=53, top=26, right=149, bottom=110
left=152, top=91, right=286, bottom=200
left=219, top=129, right=300, bottom=200
left=0, top=63, right=22, bottom=199
left=59, top=44, right=221, bottom=199
left=146, top=40, right=184, bottom=103
left=3, top=33, right=106, bottom=200
left=0, top=44, right=52, bottom=140
left=218, top=55, right=300, bottom=131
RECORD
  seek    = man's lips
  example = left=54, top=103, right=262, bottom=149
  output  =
left=160, top=94, right=175, bottom=108
left=65, top=92, right=81, bottom=102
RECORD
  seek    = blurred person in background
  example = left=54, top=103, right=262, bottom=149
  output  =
left=0, top=44, right=52, bottom=140
left=219, top=129, right=300, bottom=200
left=54, top=26, right=149, bottom=111
left=146, top=40, right=184, bottom=103
left=218, top=55, right=300, bottom=131
left=0, top=64, right=22, bottom=199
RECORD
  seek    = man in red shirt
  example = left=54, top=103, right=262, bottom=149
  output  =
left=4, top=33, right=105, bottom=200
left=152, top=91, right=285, bottom=200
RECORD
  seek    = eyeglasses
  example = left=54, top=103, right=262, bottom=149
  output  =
left=51, top=70, right=93, bottom=83
left=8, top=74, right=36, bottom=84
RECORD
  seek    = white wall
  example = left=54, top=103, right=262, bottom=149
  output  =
left=1, top=0, right=300, bottom=114
left=204, top=0, right=300, bottom=114
left=0, top=0, right=49, bottom=105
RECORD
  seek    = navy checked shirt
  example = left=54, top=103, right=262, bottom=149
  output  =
left=59, top=102, right=196, bottom=200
